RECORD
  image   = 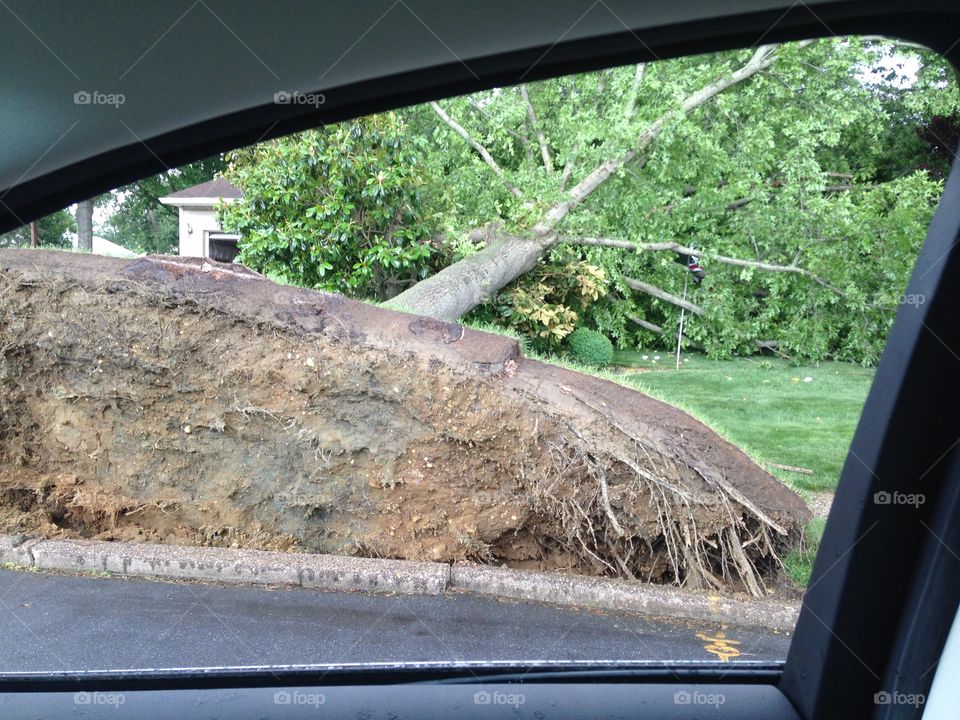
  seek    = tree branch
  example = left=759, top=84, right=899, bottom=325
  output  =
left=520, top=84, right=553, bottom=173
left=533, top=41, right=814, bottom=236
left=468, top=100, right=532, bottom=147
left=564, top=235, right=847, bottom=296
left=559, top=143, right=578, bottom=191
left=430, top=101, right=524, bottom=199
left=630, top=316, right=663, bottom=333
left=624, top=63, right=646, bottom=120
left=861, top=35, right=931, bottom=52
left=624, top=277, right=705, bottom=315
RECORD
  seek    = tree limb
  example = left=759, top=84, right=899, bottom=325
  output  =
left=430, top=101, right=524, bottom=199
left=624, top=277, right=705, bottom=315
left=630, top=316, right=663, bottom=333
left=520, top=84, right=553, bottom=173
left=564, top=235, right=847, bottom=296
left=533, top=41, right=814, bottom=236
left=468, top=100, right=532, bottom=146
left=860, top=35, right=931, bottom=52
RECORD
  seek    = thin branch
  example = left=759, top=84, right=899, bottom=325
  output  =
left=564, top=235, right=847, bottom=296
left=468, top=100, right=532, bottom=146
left=559, top=142, right=579, bottom=191
left=430, top=101, right=524, bottom=199
left=630, top=316, right=663, bottom=333
left=860, top=35, right=932, bottom=52
left=520, top=84, right=554, bottom=173
left=624, top=63, right=646, bottom=119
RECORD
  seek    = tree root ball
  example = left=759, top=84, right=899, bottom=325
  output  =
left=0, top=251, right=810, bottom=596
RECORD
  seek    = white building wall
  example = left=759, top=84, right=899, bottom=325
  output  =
left=177, top=206, right=223, bottom=257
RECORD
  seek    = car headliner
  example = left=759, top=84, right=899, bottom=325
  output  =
left=1, top=0, right=956, bottom=234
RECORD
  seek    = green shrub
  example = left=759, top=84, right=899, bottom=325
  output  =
left=567, top=328, right=613, bottom=366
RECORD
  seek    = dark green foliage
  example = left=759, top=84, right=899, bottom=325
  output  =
left=441, top=39, right=953, bottom=364
left=219, top=113, right=443, bottom=300
left=567, top=328, right=614, bottom=366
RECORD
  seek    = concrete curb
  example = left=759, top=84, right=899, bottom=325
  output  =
left=0, top=535, right=799, bottom=631
left=449, top=562, right=800, bottom=632
left=3, top=535, right=448, bottom=596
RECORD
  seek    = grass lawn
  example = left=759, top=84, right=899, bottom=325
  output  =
left=611, top=351, right=875, bottom=494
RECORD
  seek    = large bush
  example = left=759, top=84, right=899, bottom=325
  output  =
left=219, top=113, right=444, bottom=300
left=567, top=328, right=614, bottom=366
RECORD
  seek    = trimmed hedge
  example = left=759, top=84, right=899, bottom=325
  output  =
left=567, top=328, right=614, bottom=366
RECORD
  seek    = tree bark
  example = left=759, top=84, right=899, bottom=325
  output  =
left=389, top=228, right=555, bottom=321
left=564, top=235, right=846, bottom=296
left=76, top=199, right=94, bottom=252
left=630, top=316, right=662, bottom=333
left=624, top=63, right=645, bottom=119
left=29, top=221, right=38, bottom=248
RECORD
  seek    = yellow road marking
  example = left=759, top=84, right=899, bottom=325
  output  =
left=695, top=631, right=742, bottom=662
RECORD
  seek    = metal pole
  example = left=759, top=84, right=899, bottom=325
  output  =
left=675, top=273, right=688, bottom=371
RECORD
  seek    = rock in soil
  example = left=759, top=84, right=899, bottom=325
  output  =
left=0, top=251, right=810, bottom=596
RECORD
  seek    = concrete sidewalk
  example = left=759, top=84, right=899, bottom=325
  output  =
left=0, top=534, right=800, bottom=631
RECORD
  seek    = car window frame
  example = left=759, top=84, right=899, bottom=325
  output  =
left=1, top=3, right=960, bottom=718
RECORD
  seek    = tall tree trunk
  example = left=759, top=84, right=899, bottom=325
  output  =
left=29, top=221, right=38, bottom=248
left=391, top=44, right=806, bottom=322
left=76, top=199, right=94, bottom=252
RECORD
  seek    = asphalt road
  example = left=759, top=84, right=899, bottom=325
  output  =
left=0, top=568, right=791, bottom=672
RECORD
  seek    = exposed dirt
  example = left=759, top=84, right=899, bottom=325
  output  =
left=0, top=251, right=810, bottom=596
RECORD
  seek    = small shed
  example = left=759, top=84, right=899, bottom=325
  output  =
left=158, top=178, right=243, bottom=261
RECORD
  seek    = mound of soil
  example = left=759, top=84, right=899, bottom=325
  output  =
left=0, top=250, right=809, bottom=596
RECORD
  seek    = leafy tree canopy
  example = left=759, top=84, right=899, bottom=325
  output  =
left=212, top=38, right=956, bottom=365
left=0, top=209, right=75, bottom=249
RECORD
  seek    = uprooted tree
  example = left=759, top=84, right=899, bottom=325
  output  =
left=0, top=250, right=811, bottom=595
left=221, top=37, right=956, bottom=363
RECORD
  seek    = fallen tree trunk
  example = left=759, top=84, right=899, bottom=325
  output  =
left=0, top=251, right=809, bottom=595
left=630, top=316, right=663, bottom=334
left=389, top=227, right=555, bottom=321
